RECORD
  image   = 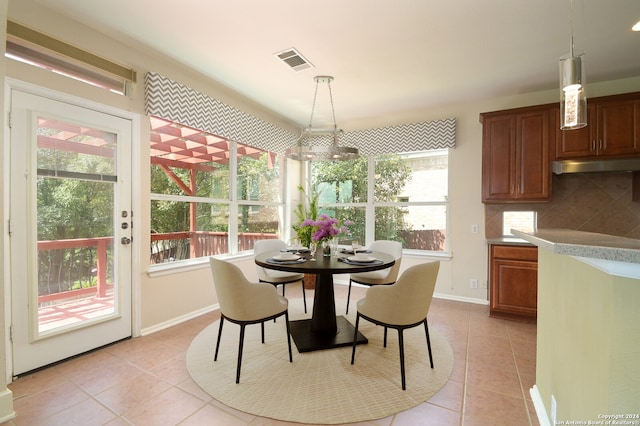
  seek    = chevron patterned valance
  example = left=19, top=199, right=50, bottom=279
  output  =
left=144, top=72, right=296, bottom=154
left=144, top=72, right=456, bottom=156
left=342, top=119, right=456, bottom=155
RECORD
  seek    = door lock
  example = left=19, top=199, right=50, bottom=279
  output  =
left=121, top=237, right=131, bottom=245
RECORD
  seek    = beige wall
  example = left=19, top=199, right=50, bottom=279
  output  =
left=4, top=0, right=640, bottom=359
left=537, top=250, right=640, bottom=421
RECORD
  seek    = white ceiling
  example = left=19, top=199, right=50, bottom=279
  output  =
left=31, top=0, right=640, bottom=130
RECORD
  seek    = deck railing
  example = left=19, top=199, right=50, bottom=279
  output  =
left=37, top=237, right=114, bottom=305
left=37, top=231, right=278, bottom=305
left=150, top=231, right=278, bottom=263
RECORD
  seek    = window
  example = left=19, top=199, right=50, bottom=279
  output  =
left=503, top=211, right=536, bottom=236
left=150, top=117, right=284, bottom=264
left=311, top=149, right=449, bottom=253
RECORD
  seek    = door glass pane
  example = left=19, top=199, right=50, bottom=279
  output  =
left=36, top=117, right=118, bottom=336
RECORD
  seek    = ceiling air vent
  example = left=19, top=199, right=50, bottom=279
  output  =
left=274, top=48, right=313, bottom=71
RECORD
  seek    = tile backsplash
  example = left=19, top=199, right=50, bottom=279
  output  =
left=485, top=172, right=640, bottom=239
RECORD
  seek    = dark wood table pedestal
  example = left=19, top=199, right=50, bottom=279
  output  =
left=289, top=272, right=367, bottom=352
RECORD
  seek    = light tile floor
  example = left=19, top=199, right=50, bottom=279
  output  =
left=4, top=285, right=540, bottom=425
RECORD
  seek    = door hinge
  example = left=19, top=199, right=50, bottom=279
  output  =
left=8, top=219, right=12, bottom=237
left=9, top=325, right=13, bottom=342
left=7, top=111, right=11, bottom=129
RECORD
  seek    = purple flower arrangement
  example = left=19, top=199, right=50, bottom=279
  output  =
left=299, top=214, right=353, bottom=243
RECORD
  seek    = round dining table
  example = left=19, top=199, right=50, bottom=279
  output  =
left=254, top=249, right=395, bottom=352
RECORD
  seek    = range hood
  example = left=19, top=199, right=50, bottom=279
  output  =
left=552, top=158, right=640, bottom=174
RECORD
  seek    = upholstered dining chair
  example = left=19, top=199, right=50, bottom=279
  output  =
left=254, top=239, right=307, bottom=313
left=345, top=240, right=403, bottom=314
left=350, top=261, right=440, bottom=390
left=209, top=257, right=293, bottom=383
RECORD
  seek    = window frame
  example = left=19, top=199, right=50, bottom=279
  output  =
left=308, top=149, right=451, bottom=257
left=149, top=137, right=287, bottom=270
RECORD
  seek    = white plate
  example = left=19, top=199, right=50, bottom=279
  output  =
left=347, top=256, right=376, bottom=262
left=273, top=254, right=300, bottom=261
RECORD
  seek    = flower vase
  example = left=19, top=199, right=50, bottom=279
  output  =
left=322, top=240, right=332, bottom=257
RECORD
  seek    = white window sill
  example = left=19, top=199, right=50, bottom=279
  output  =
left=147, top=253, right=254, bottom=278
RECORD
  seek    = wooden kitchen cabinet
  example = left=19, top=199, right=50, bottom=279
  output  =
left=481, top=107, right=551, bottom=202
left=555, top=92, right=640, bottom=159
left=489, top=244, right=538, bottom=322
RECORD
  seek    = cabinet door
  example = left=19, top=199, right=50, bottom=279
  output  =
left=597, top=100, right=639, bottom=156
left=482, top=114, right=516, bottom=202
left=555, top=104, right=597, bottom=159
left=516, top=111, right=550, bottom=200
left=490, top=258, right=538, bottom=318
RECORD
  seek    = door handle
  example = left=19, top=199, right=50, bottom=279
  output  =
left=121, top=237, right=131, bottom=245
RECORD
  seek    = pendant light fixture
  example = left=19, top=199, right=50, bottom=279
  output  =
left=285, top=76, right=359, bottom=161
left=559, top=0, right=587, bottom=130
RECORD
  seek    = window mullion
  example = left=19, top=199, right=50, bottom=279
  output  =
left=228, top=141, right=239, bottom=254
left=365, top=155, right=375, bottom=245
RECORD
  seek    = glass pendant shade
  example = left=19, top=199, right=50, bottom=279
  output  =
left=559, top=54, right=587, bottom=130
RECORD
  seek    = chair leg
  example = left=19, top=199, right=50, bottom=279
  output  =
left=346, top=279, right=353, bottom=314
left=383, top=326, right=388, bottom=347
left=214, top=316, right=225, bottom=361
left=350, top=313, right=360, bottom=364
left=261, top=322, right=265, bottom=343
left=236, top=324, right=246, bottom=384
left=424, top=319, right=434, bottom=369
left=300, top=280, right=307, bottom=313
left=270, top=283, right=280, bottom=323
left=285, top=311, right=293, bottom=362
left=398, top=329, right=406, bottom=390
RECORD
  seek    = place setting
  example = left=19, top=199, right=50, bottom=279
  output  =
left=266, top=251, right=307, bottom=265
left=339, top=241, right=382, bottom=265
left=339, top=252, right=383, bottom=266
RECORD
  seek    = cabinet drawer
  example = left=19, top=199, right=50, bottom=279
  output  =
left=491, top=245, right=537, bottom=261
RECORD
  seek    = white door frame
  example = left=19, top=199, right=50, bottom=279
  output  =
left=4, top=78, right=141, bottom=382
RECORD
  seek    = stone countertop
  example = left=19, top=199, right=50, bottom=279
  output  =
left=511, top=229, right=640, bottom=264
left=486, top=237, right=535, bottom=247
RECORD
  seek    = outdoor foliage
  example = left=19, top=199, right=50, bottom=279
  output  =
left=311, top=155, right=412, bottom=244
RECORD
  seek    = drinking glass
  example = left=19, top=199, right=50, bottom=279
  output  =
left=309, top=242, right=317, bottom=259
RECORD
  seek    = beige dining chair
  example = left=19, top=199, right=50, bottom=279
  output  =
left=350, top=261, right=440, bottom=390
left=254, top=239, right=307, bottom=313
left=209, top=257, right=293, bottom=383
left=345, top=240, right=403, bottom=314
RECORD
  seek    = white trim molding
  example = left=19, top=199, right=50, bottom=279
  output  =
left=530, top=385, right=551, bottom=426
left=0, top=389, right=15, bottom=423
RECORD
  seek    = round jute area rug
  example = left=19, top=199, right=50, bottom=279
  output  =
left=186, top=298, right=453, bottom=424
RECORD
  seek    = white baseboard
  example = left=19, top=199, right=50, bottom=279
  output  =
left=0, top=388, right=15, bottom=424
left=433, top=292, right=489, bottom=305
left=140, top=304, right=219, bottom=336
left=530, top=385, right=551, bottom=426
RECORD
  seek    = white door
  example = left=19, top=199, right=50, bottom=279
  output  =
left=9, top=89, right=133, bottom=376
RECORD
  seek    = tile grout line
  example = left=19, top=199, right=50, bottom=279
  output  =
left=459, top=309, right=471, bottom=426
left=507, top=325, right=535, bottom=426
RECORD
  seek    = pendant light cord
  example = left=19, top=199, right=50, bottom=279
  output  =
left=569, top=0, right=575, bottom=57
